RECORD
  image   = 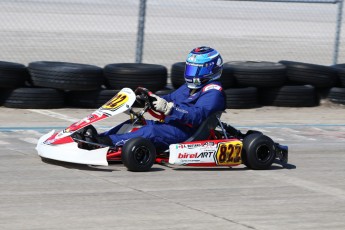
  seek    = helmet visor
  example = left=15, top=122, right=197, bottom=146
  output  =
left=185, top=61, right=214, bottom=78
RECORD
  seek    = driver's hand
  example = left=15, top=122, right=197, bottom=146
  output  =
left=150, top=94, right=174, bottom=115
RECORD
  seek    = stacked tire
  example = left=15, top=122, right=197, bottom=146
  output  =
left=170, top=60, right=338, bottom=108
left=1, top=59, right=344, bottom=109
left=329, top=64, right=345, bottom=105
left=0, top=61, right=65, bottom=109
left=0, top=61, right=168, bottom=109
left=225, top=61, right=288, bottom=108
left=68, top=63, right=167, bottom=108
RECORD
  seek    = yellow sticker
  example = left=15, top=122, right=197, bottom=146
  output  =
left=215, top=141, right=243, bottom=165
left=102, top=93, right=128, bottom=110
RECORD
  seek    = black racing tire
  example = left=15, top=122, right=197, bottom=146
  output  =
left=170, top=62, right=236, bottom=89
left=224, top=87, right=258, bottom=109
left=332, top=64, right=345, bottom=87
left=0, top=61, right=30, bottom=88
left=28, top=61, right=103, bottom=91
left=242, top=133, right=275, bottom=170
left=279, top=60, right=337, bottom=88
left=104, top=63, right=167, bottom=92
left=259, top=85, right=318, bottom=107
left=66, top=89, right=119, bottom=108
left=122, top=137, right=157, bottom=172
left=2, top=87, right=64, bottom=109
left=328, top=87, right=345, bottom=105
left=221, top=64, right=237, bottom=89
left=170, top=62, right=185, bottom=89
left=224, top=61, right=287, bottom=87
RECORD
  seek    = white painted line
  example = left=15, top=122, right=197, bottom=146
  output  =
left=281, top=128, right=300, bottom=133
left=21, top=138, right=39, bottom=145
left=290, top=134, right=316, bottom=141
left=311, top=127, right=323, bottom=132
left=23, top=130, right=45, bottom=137
left=251, top=128, right=271, bottom=133
left=0, top=140, right=10, bottom=145
left=28, top=109, right=78, bottom=122
left=12, top=130, right=43, bottom=137
left=272, top=137, right=285, bottom=141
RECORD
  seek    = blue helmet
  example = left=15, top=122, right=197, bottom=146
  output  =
left=184, top=46, right=223, bottom=89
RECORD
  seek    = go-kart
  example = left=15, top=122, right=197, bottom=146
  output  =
left=36, top=87, right=288, bottom=172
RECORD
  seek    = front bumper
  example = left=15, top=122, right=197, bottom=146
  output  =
left=275, top=143, right=288, bottom=165
left=36, top=130, right=109, bottom=166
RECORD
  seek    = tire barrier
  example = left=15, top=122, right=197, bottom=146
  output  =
left=1, top=87, right=64, bottom=109
left=333, top=64, right=345, bottom=87
left=224, top=61, right=287, bottom=87
left=28, top=61, right=104, bottom=91
left=259, top=85, right=318, bottom=107
left=0, top=61, right=30, bottom=88
left=0, top=60, right=344, bottom=109
left=66, top=89, right=119, bottom=108
left=170, top=62, right=185, bottom=89
left=279, top=60, right=338, bottom=88
left=328, top=87, right=345, bottom=105
left=224, top=87, right=258, bottom=109
left=104, top=63, right=167, bottom=92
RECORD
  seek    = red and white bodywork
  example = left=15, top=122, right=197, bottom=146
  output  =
left=36, top=88, right=136, bottom=166
left=36, top=87, right=247, bottom=168
left=169, top=139, right=242, bottom=167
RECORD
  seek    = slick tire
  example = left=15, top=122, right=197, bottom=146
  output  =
left=104, top=63, right=167, bottom=92
left=170, top=62, right=185, bottom=89
left=2, top=87, right=64, bottom=109
left=259, top=85, right=318, bottom=107
left=122, top=137, right=157, bottom=172
left=225, top=61, right=287, bottom=87
left=66, top=89, right=119, bottom=108
left=332, top=64, right=345, bottom=87
left=28, top=61, right=103, bottom=91
left=242, top=133, right=276, bottom=170
left=0, top=61, right=30, bottom=88
left=279, top=60, right=337, bottom=88
left=224, top=87, right=258, bottom=109
left=328, top=87, right=345, bottom=105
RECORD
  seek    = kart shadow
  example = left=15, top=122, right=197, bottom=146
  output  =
left=172, top=163, right=296, bottom=171
left=173, top=167, right=248, bottom=172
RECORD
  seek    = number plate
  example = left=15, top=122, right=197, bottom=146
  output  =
left=215, top=141, right=242, bottom=165
left=101, top=93, right=129, bottom=111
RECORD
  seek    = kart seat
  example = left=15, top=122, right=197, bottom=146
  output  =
left=185, top=111, right=223, bottom=142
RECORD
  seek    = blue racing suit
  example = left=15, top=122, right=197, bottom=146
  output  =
left=100, top=81, right=226, bottom=150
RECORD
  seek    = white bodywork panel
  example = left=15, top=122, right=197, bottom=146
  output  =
left=36, top=131, right=109, bottom=166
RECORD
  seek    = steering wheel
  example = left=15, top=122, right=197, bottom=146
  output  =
left=134, top=87, right=165, bottom=121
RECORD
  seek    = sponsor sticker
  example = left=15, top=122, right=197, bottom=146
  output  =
left=215, top=141, right=242, bottom=165
left=102, top=93, right=128, bottom=111
left=169, top=143, right=216, bottom=164
left=203, top=84, right=222, bottom=92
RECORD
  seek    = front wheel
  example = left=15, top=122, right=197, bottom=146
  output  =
left=242, top=133, right=275, bottom=170
left=122, top=137, right=156, bottom=172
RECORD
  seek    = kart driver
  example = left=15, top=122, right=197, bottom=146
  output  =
left=87, top=46, right=226, bottom=150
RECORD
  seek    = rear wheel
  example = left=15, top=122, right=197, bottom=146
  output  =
left=242, top=133, right=275, bottom=170
left=122, top=137, right=156, bottom=172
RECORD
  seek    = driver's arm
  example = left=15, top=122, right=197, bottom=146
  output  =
left=164, top=88, right=225, bottom=127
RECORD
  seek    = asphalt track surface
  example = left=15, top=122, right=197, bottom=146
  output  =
left=0, top=1, right=345, bottom=229
left=1, top=101, right=345, bottom=230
